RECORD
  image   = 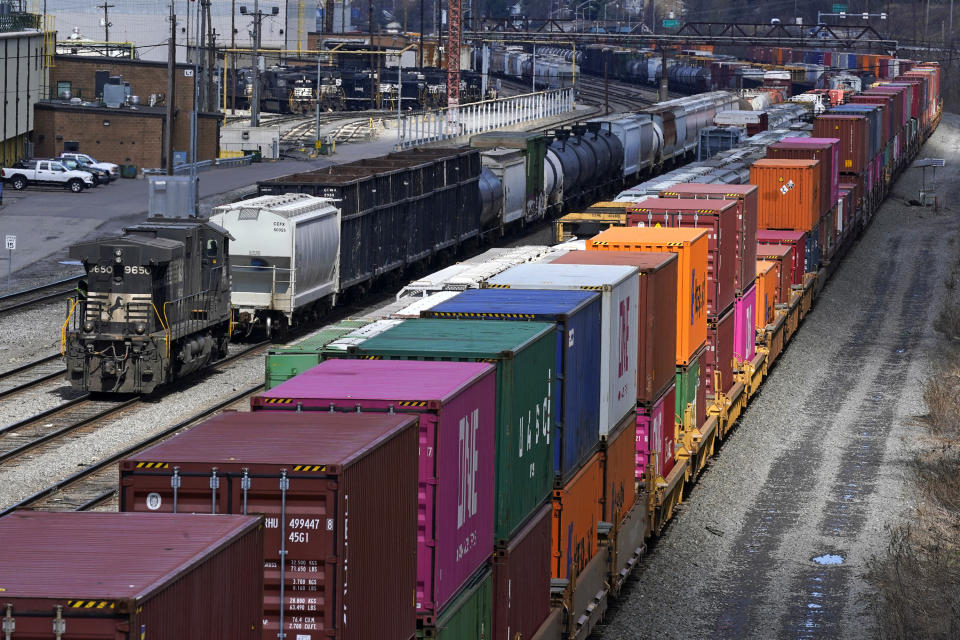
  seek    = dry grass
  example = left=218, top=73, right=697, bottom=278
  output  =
left=867, top=254, right=960, bottom=639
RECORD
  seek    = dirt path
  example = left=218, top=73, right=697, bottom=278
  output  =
left=596, top=113, right=960, bottom=639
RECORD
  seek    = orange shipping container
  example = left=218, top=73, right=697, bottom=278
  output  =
left=588, top=226, right=708, bottom=366
left=749, top=159, right=821, bottom=232
left=602, top=414, right=637, bottom=527
left=552, top=451, right=602, bottom=582
left=755, top=260, right=779, bottom=329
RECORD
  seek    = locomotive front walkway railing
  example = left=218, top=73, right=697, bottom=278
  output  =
left=395, top=88, right=575, bottom=149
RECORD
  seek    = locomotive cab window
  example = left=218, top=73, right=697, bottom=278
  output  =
left=206, top=239, right=219, bottom=258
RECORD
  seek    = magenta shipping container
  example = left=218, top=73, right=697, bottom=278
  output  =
left=734, top=284, right=758, bottom=365
left=120, top=411, right=420, bottom=640
left=0, top=512, right=263, bottom=640
left=636, top=383, right=676, bottom=480
left=252, top=358, right=496, bottom=619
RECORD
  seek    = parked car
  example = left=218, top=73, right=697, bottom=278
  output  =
left=59, top=157, right=108, bottom=185
left=59, top=152, right=120, bottom=181
left=0, top=159, right=94, bottom=192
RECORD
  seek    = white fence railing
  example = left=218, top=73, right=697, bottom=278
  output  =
left=396, top=88, right=575, bottom=149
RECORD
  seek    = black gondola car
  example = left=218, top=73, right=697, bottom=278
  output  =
left=63, top=218, right=233, bottom=394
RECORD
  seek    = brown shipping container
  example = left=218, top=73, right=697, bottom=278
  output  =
left=750, top=159, right=821, bottom=232
left=755, top=260, right=779, bottom=328
left=602, top=412, right=638, bottom=526
left=0, top=511, right=263, bottom=640
left=120, top=411, right=420, bottom=640
left=552, top=450, right=603, bottom=583
left=765, top=142, right=834, bottom=218
left=625, top=197, right=739, bottom=317
left=813, top=115, right=869, bottom=174
left=657, top=183, right=759, bottom=297
left=493, top=504, right=552, bottom=640
left=705, top=305, right=735, bottom=398
left=756, top=243, right=794, bottom=305
left=550, top=250, right=677, bottom=404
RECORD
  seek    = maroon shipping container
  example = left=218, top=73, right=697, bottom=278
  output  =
left=814, top=115, right=869, bottom=174
left=756, top=229, right=806, bottom=285
left=850, top=94, right=894, bottom=144
left=624, top=198, right=739, bottom=317
left=0, top=511, right=263, bottom=640
left=704, top=304, right=735, bottom=398
left=120, top=411, right=419, bottom=640
left=756, top=243, right=795, bottom=304
left=251, top=359, right=497, bottom=619
left=657, top=183, right=758, bottom=296
left=765, top=140, right=837, bottom=218
left=493, top=504, right=552, bottom=640
left=550, top=250, right=677, bottom=405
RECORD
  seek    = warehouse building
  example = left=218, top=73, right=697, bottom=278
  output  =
left=0, top=15, right=48, bottom=166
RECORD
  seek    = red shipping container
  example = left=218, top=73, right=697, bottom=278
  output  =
left=704, top=304, right=735, bottom=397
left=636, top=383, right=676, bottom=480
left=552, top=451, right=603, bottom=582
left=756, top=243, right=794, bottom=304
left=550, top=250, right=677, bottom=404
left=625, top=197, right=739, bottom=317
left=0, top=512, right=263, bottom=640
left=493, top=504, right=552, bottom=640
left=814, top=114, right=869, bottom=174
left=756, top=229, right=806, bottom=285
left=121, top=411, right=419, bottom=640
left=658, top=183, right=759, bottom=296
left=602, top=413, right=638, bottom=526
left=850, top=94, right=895, bottom=144
left=252, top=358, right=497, bottom=619
left=767, top=138, right=840, bottom=216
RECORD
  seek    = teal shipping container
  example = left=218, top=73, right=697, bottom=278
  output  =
left=264, top=319, right=370, bottom=389
left=346, top=318, right=557, bottom=542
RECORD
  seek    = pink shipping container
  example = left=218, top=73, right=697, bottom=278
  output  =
left=756, top=229, right=806, bottom=285
left=252, top=358, right=497, bottom=619
left=0, top=512, right=263, bottom=640
left=636, top=383, right=676, bottom=480
left=734, top=284, right=758, bottom=365
left=493, top=504, right=552, bottom=640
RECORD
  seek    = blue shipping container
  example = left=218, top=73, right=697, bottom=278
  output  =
left=424, top=288, right=603, bottom=482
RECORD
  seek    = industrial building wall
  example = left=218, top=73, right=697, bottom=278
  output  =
left=1, top=31, right=45, bottom=166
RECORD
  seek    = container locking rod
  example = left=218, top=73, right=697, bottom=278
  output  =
left=241, top=468, right=251, bottom=515
left=171, top=467, right=181, bottom=513
left=209, top=467, right=220, bottom=514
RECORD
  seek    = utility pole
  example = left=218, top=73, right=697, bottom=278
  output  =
left=447, top=0, right=460, bottom=128
left=206, top=1, right=215, bottom=112
left=252, top=0, right=262, bottom=127
left=166, top=2, right=177, bottom=175
left=419, top=0, right=424, bottom=66
left=231, top=0, right=237, bottom=114
left=98, top=2, right=114, bottom=42
left=659, top=46, right=668, bottom=102
left=197, top=0, right=208, bottom=110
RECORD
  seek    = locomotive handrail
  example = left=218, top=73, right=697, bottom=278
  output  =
left=60, top=297, right=80, bottom=356
left=151, top=303, right=171, bottom=358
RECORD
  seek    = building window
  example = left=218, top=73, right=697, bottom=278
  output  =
left=57, top=81, right=71, bottom=99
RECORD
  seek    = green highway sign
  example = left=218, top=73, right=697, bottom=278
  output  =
left=832, top=4, right=847, bottom=13
left=662, top=19, right=679, bottom=27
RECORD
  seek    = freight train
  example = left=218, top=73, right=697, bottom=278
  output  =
left=36, top=61, right=942, bottom=639
left=225, top=64, right=485, bottom=113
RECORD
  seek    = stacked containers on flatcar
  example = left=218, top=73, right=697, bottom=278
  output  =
left=0, top=512, right=263, bottom=640
left=251, top=359, right=497, bottom=628
left=121, top=412, right=419, bottom=640
left=585, top=228, right=710, bottom=460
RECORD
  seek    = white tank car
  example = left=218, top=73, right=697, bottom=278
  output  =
left=210, top=193, right=340, bottom=337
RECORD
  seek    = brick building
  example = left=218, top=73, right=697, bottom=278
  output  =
left=33, top=102, right=220, bottom=170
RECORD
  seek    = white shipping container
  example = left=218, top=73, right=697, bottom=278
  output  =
left=484, top=263, right=638, bottom=436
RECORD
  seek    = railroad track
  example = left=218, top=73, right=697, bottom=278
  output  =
left=0, top=354, right=70, bottom=401
left=0, top=275, right=82, bottom=315
left=0, top=341, right=269, bottom=515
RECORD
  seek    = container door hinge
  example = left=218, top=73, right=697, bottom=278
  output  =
left=3, top=604, right=14, bottom=639
left=53, top=605, right=65, bottom=639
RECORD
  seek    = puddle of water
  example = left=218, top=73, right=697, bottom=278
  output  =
left=812, top=554, right=844, bottom=565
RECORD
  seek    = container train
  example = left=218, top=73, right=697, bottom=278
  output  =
left=38, top=60, right=942, bottom=638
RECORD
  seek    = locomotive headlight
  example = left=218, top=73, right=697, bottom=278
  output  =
left=134, top=322, right=146, bottom=335
left=83, top=321, right=94, bottom=332
left=115, top=248, right=123, bottom=264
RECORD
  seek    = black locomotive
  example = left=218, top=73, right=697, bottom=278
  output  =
left=63, top=217, right=233, bottom=394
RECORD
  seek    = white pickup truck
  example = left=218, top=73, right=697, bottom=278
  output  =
left=59, top=152, right=120, bottom=181
left=0, top=159, right=95, bottom=193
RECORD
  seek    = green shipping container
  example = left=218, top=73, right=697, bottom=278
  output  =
left=675, top=352, right=701, bottom=430
left=418, top=569, right=492, bottom=640
left=264, top=319, right=370, bottom=389
left=347, top=318, right=557, bottom=542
